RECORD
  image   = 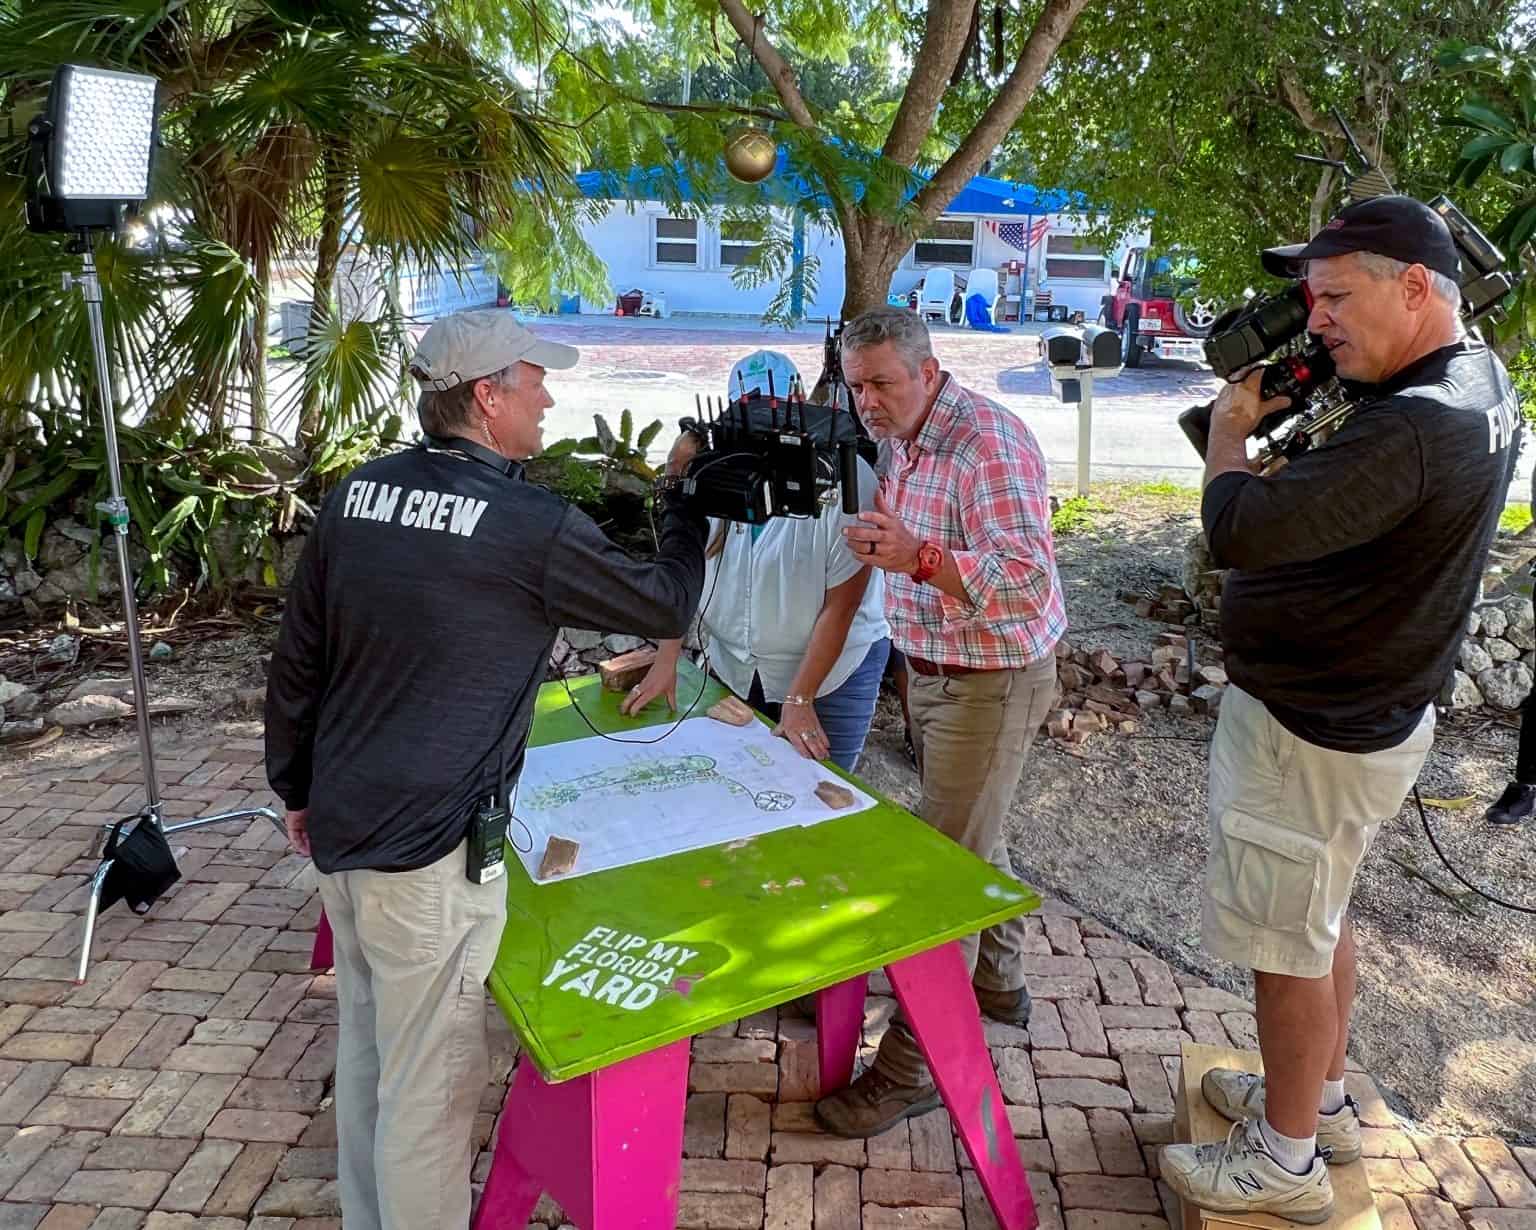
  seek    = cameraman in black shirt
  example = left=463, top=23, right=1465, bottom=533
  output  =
left=264, top=309, right=706, bottom=1230
left=1160, top=198, right=1520, bottom=1224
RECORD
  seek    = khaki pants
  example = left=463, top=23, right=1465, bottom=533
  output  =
left=317, top=841, right=507, bottom=1230
left=874, top=658, right=1056, bottom=1087
left=1204, top=686, right=1434, bottom=978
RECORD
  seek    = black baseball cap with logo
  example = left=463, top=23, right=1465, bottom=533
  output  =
left=1262, top=195, right=1462, bottom=282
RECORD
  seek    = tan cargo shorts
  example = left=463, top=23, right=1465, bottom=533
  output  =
left=1203, top=684, right=1434, bottom=979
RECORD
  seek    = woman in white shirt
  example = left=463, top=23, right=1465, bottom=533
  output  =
left=621, top=351, right=891, bottom=773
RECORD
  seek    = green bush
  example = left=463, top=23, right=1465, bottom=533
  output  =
left=0, top=416, right=402, bottom=598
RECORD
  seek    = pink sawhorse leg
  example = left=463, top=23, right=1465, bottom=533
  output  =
left=815, top=944, right=1038, bottom=1230
left=888, top=941, right=1037, bottom=1230
left=473, top=1037, right=691, bottom=1230
left=310, top=909, right=333, bottom=971
left=815, top=974, right=869, bottom=1094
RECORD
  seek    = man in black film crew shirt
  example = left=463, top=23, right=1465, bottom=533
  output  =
left=264, top=310, right=707, bottom=1230
left=1158, top=197, right=1520, bottom=1223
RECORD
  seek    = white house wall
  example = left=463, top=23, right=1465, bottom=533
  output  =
left=578, top=202, right=847, bottom=318
left=576, top=198, right=1148, bottom=321
left=901, top=212, right=1152, bottom=320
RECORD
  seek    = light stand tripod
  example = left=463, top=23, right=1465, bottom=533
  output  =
left=69, top=232, right=282, bottom=983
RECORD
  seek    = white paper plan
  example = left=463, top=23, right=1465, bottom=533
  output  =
left=512, top=716, right=877, bottom=882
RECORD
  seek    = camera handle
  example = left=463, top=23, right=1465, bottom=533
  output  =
left=837, top=440, right=859, bottom=515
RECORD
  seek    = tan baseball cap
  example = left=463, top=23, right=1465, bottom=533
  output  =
left=408, top=309, right=579, bottom=389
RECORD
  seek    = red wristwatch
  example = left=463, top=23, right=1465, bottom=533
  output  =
left=911, top=542, right=943, bottom=584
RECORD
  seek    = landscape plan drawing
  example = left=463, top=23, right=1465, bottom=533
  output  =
left=513, top=716, right=877, bottom=881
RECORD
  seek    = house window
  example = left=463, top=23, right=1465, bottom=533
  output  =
left=653, top=216, right=699, bottom=266
left=914, top=218, right=975, bottom=266
left=719, top=221, right=761, bottom=268
left=1045, top=234, right=1106, bottom=280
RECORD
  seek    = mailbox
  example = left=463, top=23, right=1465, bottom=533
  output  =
left=1038, top=324, right=1122, bottom=374
left=1036, top=323, right=1123, bottom=497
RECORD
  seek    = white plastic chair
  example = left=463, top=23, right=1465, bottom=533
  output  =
left=961, top=267, right=1001, bottom=325
left=916, top=268, right=956, bottom=322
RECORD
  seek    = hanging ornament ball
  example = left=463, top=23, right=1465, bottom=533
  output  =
left=724, top=124, right=777, bottom=183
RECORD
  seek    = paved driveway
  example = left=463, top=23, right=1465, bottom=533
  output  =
left=527, top=316, right=1221, bottom=488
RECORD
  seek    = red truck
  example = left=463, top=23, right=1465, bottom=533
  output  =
left=1100, top=249, right=1218, bottom=367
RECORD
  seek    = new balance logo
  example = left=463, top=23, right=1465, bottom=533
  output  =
left=1231, top=1172, right=1266, bottom=1197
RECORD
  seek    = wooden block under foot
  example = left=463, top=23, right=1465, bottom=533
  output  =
left=1172, top=1042, right=1380, bottom=1230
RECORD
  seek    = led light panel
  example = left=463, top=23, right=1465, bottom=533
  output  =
left=55, top=66, right=157, bottom=201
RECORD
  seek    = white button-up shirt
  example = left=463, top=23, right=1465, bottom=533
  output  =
left=700, top=459, right=890, bottom=702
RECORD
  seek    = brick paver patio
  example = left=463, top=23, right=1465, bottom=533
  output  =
left=2, top=729, right=1534, bottom=1230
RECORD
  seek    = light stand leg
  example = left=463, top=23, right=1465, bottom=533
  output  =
left=68, top=237, right=289, bottom=983
left=75, top=858, right=115, bottom=984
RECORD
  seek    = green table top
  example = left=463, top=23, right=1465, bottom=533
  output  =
left=489, top=662, right=1040, bottom=1081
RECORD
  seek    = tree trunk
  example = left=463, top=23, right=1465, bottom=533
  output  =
left=1308, top=164, right=1337, bottom=237
left=838, top=218, right=910, bottom=320
left=247, top=261, right=270, bottom=439
left=298, top=141, right=347, bottom=449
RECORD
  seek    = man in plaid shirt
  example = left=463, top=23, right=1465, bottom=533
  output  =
left=816, top=306, right=1066, bottom=1139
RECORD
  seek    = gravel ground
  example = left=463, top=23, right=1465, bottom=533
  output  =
left=858, top=484, right=1536, bottom=1142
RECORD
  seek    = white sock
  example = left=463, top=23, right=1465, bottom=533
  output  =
left=1260, top=1117, right=1317, bottom=1175
left=1320, top=1079, right=1347, bottom=1115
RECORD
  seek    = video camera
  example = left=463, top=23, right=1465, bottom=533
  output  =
left=1179, top=113, right=1521, bottom=465
left=657, top=321, right=876, bottom=524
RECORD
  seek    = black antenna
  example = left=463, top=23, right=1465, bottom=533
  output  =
left=1330, top=107, right=1371, bottom=175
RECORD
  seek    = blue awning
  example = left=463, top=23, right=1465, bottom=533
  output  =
left=575, top=153, right=1084, bottom=217
left=946, top=175, right=1076, bottom=215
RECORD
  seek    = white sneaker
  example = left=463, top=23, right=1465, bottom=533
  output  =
left=1162, top=1119, right=1334, bottom=1225
left=1201, top=1068, right=1363, bottom=1164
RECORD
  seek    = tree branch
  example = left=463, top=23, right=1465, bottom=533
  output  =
left=1277, top=68, right=1340, bottom=142
left=910, top=0, right=1091, bottom=221
left=713, top=0, right=816, bottom=128
left=882, top=0, right=978, bottom=167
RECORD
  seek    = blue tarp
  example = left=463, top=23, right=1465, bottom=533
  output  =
left=574, top=151, right=1086, bottom=217
left=964, top=293, right=1010, bottom=332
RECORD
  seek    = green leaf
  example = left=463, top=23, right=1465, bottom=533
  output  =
left=22, top=509, right=45, bottom=560
left=1506, top=205, right=1536, bottom=257
left=541, top=438, right=581, bottom=459
left=1435, top=44, right=1498, bottom=71
left=594, top=415, right=618, bottom=455
left=1501, top=144, right=1533, bottom=174
left=151, top=495, right=201, bottom=542
left=1456, top=152, right=1497, bottom=189
left=637, top=419, right=664, bottom=450
left=1462, top=132, right=1512, bottom=160
left=6, top=471, right=79, bottom=528
left=161, top=473, right=223, bottom=497
left=620, top=409, right=634, bottom=448
left=1459, top=102, right=1518, bottom=135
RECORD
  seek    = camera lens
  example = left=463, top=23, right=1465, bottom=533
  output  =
left=1204, top=285, right=1311, bottom=377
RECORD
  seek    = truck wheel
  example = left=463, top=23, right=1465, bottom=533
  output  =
left=1121, top=307, right=1143, bottom=368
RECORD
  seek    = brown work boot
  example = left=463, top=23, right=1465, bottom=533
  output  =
left=974, top=984, right=1032, bottom=1026
left=815, top=1067, right=941, bottom=1138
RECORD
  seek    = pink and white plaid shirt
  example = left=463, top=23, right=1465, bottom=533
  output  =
left=881, top=374, right=1067, bottom=669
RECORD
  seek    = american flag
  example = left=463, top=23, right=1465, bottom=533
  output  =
left=985, top=218, right=1050, bottom=252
